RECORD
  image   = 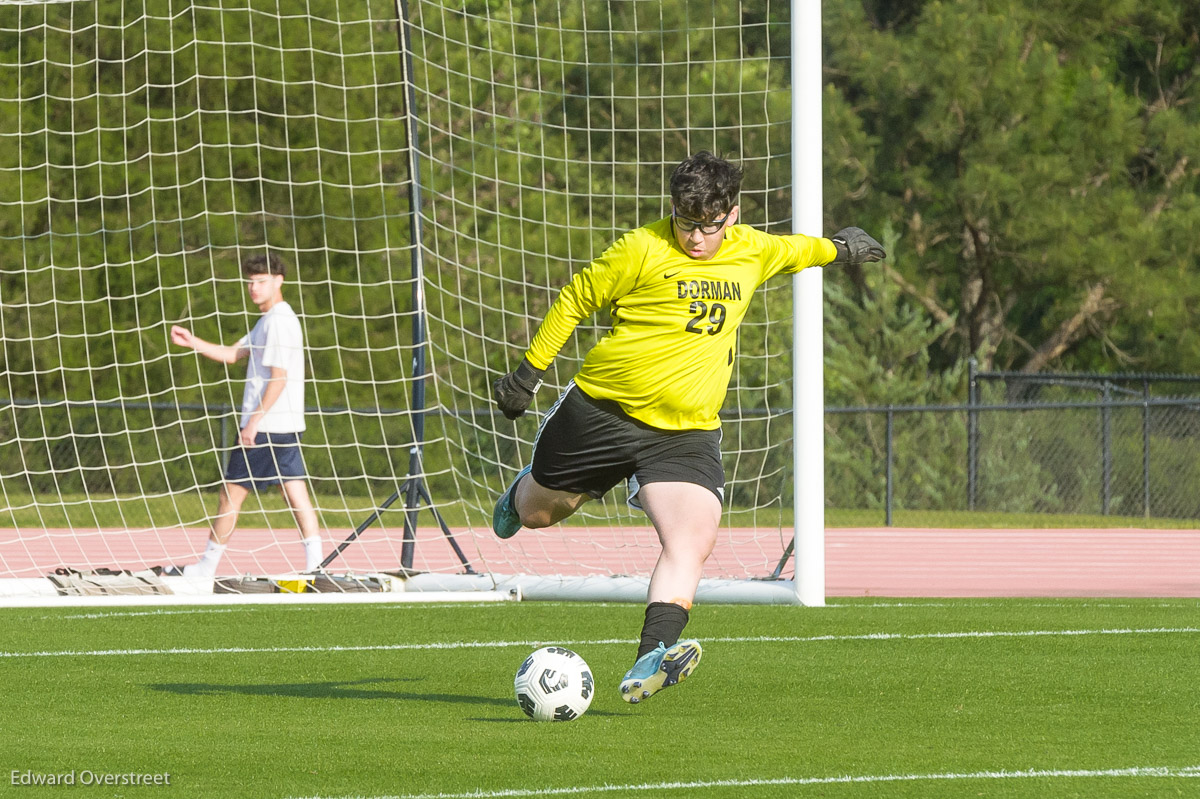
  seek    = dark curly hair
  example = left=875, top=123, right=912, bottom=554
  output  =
left=241, top=252, right=288, bottom=278
left=669, top=151, right=743, bottom=221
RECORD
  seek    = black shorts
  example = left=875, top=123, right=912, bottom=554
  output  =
left=530, top=383, right=724, bottom=506
left=224, top=432, right=307, bottom=490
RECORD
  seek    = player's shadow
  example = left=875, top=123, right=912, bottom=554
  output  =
left=149, top=676, right=510, bottom=708
left=149, top=677, right=625, bottom=718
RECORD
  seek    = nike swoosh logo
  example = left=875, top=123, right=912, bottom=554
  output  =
left=664, top=271, right=682, bottom=279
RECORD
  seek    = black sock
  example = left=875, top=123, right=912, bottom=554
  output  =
left=637, top=601, right=690, bottom=659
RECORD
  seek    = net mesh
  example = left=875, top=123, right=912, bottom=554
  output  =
left=412, top=1, right=798, bottom=583
left=0, top=0, right=798, bottom=590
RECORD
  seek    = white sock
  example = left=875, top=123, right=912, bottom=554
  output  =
left=302, top=535, right=323, bottom=572
left=184, top=540, right=226, bottom=577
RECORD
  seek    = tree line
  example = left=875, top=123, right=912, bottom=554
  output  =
left=1, top=0, right=1197, bottom=514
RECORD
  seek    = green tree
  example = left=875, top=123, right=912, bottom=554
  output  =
left=823, top=0, right=1200, bottom=375
left=823, top=226, right=970, bottom=509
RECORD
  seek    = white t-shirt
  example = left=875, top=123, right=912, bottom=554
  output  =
left=237, top=301, right=306, bottom=433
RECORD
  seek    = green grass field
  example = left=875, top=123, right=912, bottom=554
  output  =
left=3, top=599, right=1198, bottom=798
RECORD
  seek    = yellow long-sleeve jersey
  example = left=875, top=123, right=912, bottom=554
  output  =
left=525, top=217, right=837, bottom=431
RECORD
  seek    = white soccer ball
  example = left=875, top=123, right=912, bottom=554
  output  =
left=513, top=646, right=594, bottom=721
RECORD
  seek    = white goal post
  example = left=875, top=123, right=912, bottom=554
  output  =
left=0, top=0, right=824, bottom=606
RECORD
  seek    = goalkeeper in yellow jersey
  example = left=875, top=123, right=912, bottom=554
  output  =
left=491, top=151, right=885, bottom=703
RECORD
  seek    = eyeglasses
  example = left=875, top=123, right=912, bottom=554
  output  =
left=672, top=207, right=731, bottom=235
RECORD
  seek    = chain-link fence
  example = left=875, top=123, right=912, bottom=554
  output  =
left=827, top=366, right=1200, bottom=522
left=972, top=364, right=1200, bottom=519
left=6, top=368, right=1200, bottom=524
left=828, top=396, right=1200, bottom=521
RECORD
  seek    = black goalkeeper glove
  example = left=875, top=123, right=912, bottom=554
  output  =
left=493, top=358, right=546, bottom=420
left=831, top=227, right=887, bottom=265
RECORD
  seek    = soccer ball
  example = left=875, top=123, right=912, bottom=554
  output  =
left=513, top=646, right=594, bottom=721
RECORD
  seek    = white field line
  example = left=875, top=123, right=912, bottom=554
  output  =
left=9, top=599, right=1198, bottom=622
left=284, top=764, right=1200, bottom=799
left=37, top=603, right=512, bottom=621
left=2, top=626, right=1199, bottom=659
left=17, top=600, right=1200, bottom=622
left=49, top=608, right=250, bottom=620
left=826, top=600, right=1200, bottom=609
left=29, top=602, right=516, bottom=621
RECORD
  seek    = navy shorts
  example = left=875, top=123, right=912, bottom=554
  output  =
left=530, top=383, right=724, bottom=506
left=224, top=432, right=307, bottom=490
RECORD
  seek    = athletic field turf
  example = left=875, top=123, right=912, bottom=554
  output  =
left=3, top=599, right=1198, bottom=798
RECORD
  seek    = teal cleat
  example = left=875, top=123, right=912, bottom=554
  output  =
left=492, top=464, right=531, bottom=539
left=619, top=639, right=702, bottom=704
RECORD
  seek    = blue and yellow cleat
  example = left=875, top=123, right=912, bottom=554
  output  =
left=492, top=464, right=531, bottom=539
left=619, top=639, right=702, bottom=703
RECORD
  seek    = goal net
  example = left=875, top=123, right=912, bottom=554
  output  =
left=0, top=0, right=805, bottom=604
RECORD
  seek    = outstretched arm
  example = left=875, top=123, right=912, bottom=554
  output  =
left=171, top=325, right=247, bottom=364
left=829, top=227, right=887, bottom=265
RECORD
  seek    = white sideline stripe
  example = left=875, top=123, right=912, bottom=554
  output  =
left=18, top=599, right=1198, bottom=619
left=0, top=589, right=515, bottom=609
left=36, top=603, right=510, bottom=621
left=2, top=626, right=1199, bottom=659
left=827, top=600, right=1200, bottom=609
left=284, top=764, right=1200, bottom=799
left=0, top=638, right=629, bottom=659
left=23, top=600, right=1199, bottom=620
left=50, top=608, right=249, bottom=620
left=720, top=626, right=1200, bottom=644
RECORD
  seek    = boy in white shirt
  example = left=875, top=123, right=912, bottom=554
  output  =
left=168, top=253, right=322, bottom=577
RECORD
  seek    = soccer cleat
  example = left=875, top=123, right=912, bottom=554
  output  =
left=492, top=464, right=531, bottom=539
left=619, top=639, right=702, bottom=704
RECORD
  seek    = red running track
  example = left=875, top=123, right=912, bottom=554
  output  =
left=2, top=526, right=1197, bottom=597
left=825, top=527, right=1200, bottom=597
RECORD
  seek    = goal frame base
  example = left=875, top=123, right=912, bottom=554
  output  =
left=405, top=573, right=809, bottom=605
